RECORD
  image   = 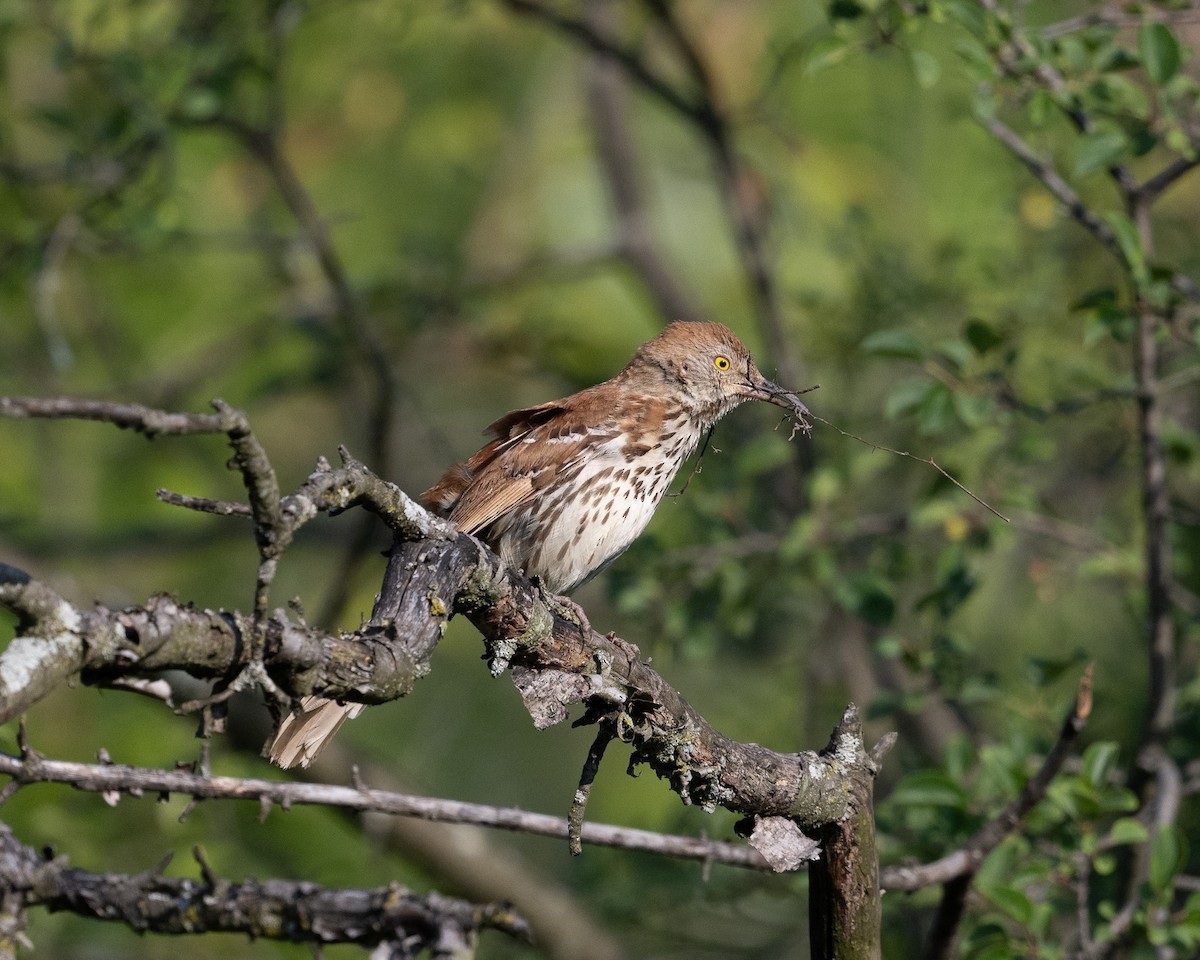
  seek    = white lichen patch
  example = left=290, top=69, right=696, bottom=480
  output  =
left=0, top=628, right=82, bottom=695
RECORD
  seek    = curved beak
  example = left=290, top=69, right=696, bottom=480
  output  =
left=739, top=369, right=814, bottom=432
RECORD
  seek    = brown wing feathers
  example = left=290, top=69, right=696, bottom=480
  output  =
left=420, top=399, right=586, bottom=535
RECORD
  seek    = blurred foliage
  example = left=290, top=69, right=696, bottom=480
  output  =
left=1, top=0, right=1199, bottom=957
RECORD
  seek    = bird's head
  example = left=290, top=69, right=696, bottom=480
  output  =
left=629, top=321, right=812, bottom=429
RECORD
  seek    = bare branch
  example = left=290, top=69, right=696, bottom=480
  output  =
left=1084, top=746, right=1184, bottom=959
left=1138, top=155, right=1200, bottom=204
left=1134, top=300, right=1178, bottom=745
left=156, top=489, right=253, bottom=517
left=1042, top=7, right=1200, bottom=39
left=568, top=721, right=616, bottom=856
left=0, top=395, right=237, bottom=437
left=925, top=873, right=972, bottom=960
left=808, top=413, right=1009, bottom=521
left=0, top=750, right=771, bottom=871
left=880, top=665, right=1093, bottom=893
left=0, top=822, right=528, bottom=950
left=502, top=0, right=800, bottom=387
left=0, top=455, right=872, bottom=831
left=640, top=0, right=797, bottom=386
left=978, top=112, right=1121, bottom=259
left=500, top=0, right=703, bottom=123
left=585, top=0, right=704, bottom=324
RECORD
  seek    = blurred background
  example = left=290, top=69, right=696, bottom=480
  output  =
left=1, top=1, right=1198, bottom=957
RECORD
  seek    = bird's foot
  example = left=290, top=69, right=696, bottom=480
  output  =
left=531, top=577, right=592, bottom=635
left=607, top=632, right=641, bottom=662
left=558, top=595, right=592, bottom=635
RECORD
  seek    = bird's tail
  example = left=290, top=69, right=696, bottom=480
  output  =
left=267, top=696, right=364, bottom=768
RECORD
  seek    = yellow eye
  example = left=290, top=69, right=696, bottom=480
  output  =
left=714, top=355, right=731, bottom=371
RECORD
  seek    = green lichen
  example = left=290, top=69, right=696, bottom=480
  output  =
left=456, top=562, right=504, bottom=612
left=514, top=600, right=553, bottom=649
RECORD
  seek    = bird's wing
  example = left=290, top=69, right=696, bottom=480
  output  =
left=422, top=399, right=615, bottom=535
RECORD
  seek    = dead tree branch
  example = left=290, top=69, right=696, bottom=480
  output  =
left=0, top=748, right=771, bottom=871
left=879, top=665, right=1093, bottom=896
left=0, top=822, right=528, bottom=954
left=0, top=396, right=885, bottom=838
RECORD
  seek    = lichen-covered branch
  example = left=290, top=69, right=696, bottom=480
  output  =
left=0, top=417, right=880, bottom=834
left=0, top=392, right=890, bottom=960
left=0, top=823, right=527, bottom=953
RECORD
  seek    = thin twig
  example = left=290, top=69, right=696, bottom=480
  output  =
left=925, top=874, right=972, bottom=960
left=1042, top=7, right=1200, bottom=39
left=1138, top=155, right=1200, bottom=204
left=156, top=489, right=253, bottom=517
left=808, top=413, right=1010, bottom=522
left=568, top=721, right=615, bottom=856
left=500, top=0, right=703, bottom=123
left=0, top=395, right=235, bottom=436
left=978, top=112, right=1120, bottom=258
left=881, top=665, right=1093, bottom=892
left=0, top=750, right=773, bottom=871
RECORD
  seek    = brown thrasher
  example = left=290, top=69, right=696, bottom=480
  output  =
left=269, top=321, right=811, bottom=767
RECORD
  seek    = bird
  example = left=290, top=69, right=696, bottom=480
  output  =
left=268, top=321, right=811, bottom=767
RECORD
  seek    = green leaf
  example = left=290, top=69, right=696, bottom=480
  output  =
left=181, top=88, right=222, bottom=121
left=917, top=382, right=956, bottom=434
left=1096, top=45, right=1141, bottom=73
left=828, top=0, right=864, bottom=21
left=1074, top=129, right=1129, bottom=177
left=987, top=885, right=1034, bottom=926
left=835, top=573, right=895, bottom=626
left=861, top=328, right=924, bottom=359
left=1104, top=212, right=1148, bottom=285
left=1094, top=852, right=1117, bottom=875
left=953, top=392, right=992, bottom=429
left=873, top=633, right=904, bottom=660
left=943, top=0, right=987, bottom=37
left=805, top=35, right=852, bottom=75
left=1071, top=287, right=1119, bottom=311
left=963, top=317, right=1003, bottom=354
left=955, top=38, right=998, bottom=82
left=1025, top=650, right=1086, bottom=687
left=934, top=338, right=971, bottom=372
left=1108, top=817, right=1150, bottom=846
left=890, top=769, right=970, bottom=810
left=918, top=563, right=977, bottom=617
left=1083, top=741, right=1120, bottom=786
left=885, top=377, right=936, bottom=420
left=1026, top=88, right=1054, bottom=127
left=1139, top=23, right=1181, bottom=84
left=1150, top=826, right=1187, bottom=893
left=911, top=49, right=941, bottom=88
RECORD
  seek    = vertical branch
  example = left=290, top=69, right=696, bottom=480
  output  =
left=924, top=875, right=970, bottom=960
left=584, top=0, right=704, bottom=324
left=1128, top=193, right=1176, bottom=745
left=245, top=124, right=402, bottom=628
left=640, top=0, right=799, bottom=388
left=502, top=0, right=801, bottom=383
left=176, top=7, right=411, bottom=629
left=973, top=4, right=1189, bottom=747
left=808, top=708, right=886, bottom=960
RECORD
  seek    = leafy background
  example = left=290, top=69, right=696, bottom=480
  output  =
left=1, top=0, right=1198, bottom=957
